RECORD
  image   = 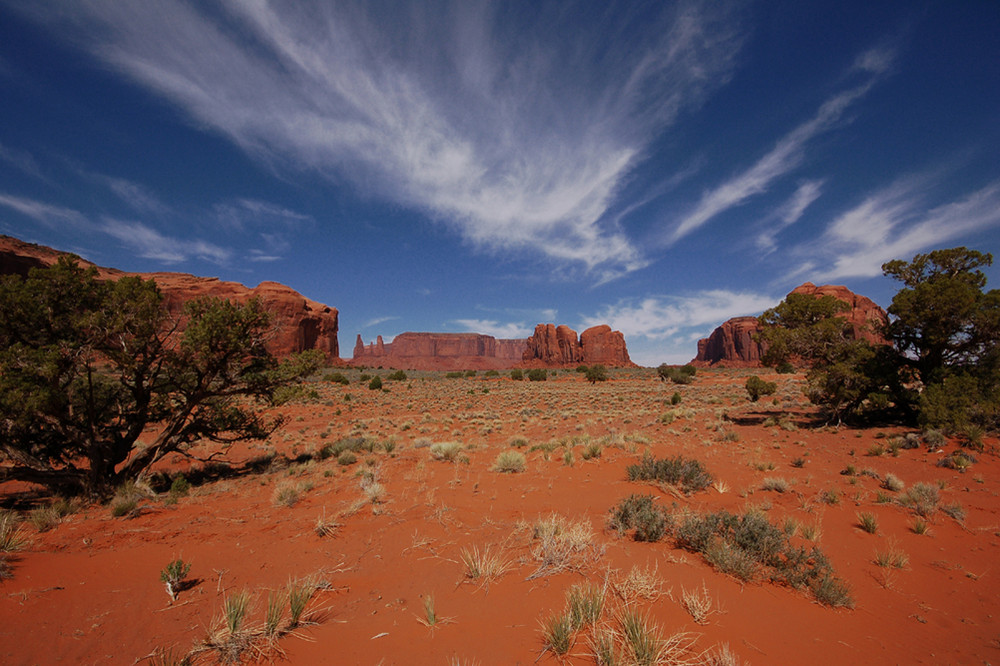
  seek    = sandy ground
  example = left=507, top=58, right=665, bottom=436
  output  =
left=2, top=367, right=998, bottom=665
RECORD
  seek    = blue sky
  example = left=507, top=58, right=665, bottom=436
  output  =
left=1, top=1, right=998, bottom=365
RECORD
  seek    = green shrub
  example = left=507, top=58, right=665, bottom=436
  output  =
left=368, top=376, right=382, bottom=390
left=898, top=482, right=939, bottom=517
left=608, top=494, right=668, bottom=542
left=527, top=368, right=548, bottom=382
left=745, top=375, right=777, bottom=402
left=626, top=454, right=712, bottom=494
left=386, top=370, right=407, bottom=381
left=510, top=369, right=524, bottom=380
left=327, top=372, right=350, bottom=385
left=484, top=369, right=500, bottom=377
left=464, top=370, right=477, bottom=378
left=575, top=365, right=590, bottom=373
left=169, top=475, right=190, bottom=498
left=776, top=361, right=796, bottom=374
left=584, top=364, right=608, bottom=384
left=656, top=363, right=696, bottom=384
left=336, top=451, right=357, bottom=466
left=670, top=391, right=682, bottom=405
left=674, top=509, right=850, bottom=605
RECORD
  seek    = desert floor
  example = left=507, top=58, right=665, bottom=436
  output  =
left=2, top=367, right=998, bottom=665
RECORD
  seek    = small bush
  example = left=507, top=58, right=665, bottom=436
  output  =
left=608, top=494, right=668, bottom=542
left=585, top=365, right=608, bottom=384
left=898, top=482, right=939, bottom=517
left=540, top=611, right=575, bottom=656
left=336, top=451, right=357, bottom=466
left=527, top=368, right=548, bottom=382
left=761, top=477, right=789, bottom=493
left=882, top=473, right=904, bottom=492
left=327, top=372, right=350, bottom=385
left=484, top=369, right=500, bottom=377
left=776, top=361, right=796, bottom=374
left=169, top=475, right=190, bottom=498
left=670, top=391, right=682, bottom=405
left=657, top=363, right=696, bottom=384
left=160, top=558, right=192, bottom=601
left=386, top=370, right=407, bottom=381
left=493, top=451, right=527, bottom=473
left=581, top=442, right=602, bottom=460
left=430, top=441, right=463, bottom=462
left=626, top=454, right=712, bottom=494
left=368, top=376, right=383, bottom=390
left=510, top=369, right=524, bottom=380
left=745, top=376, right=777, bottom=402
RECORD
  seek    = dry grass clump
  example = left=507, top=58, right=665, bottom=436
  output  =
left=459, top=545, right=511, bottom=585
left=110, top=480, right=153, bottom=518
left=613, top=563, right=666, bottom=603
left=430, top=441, right=463, bottom=462
left=874, top=541, right=909, bottom=569
left=881, top=473, right=905, bottom=492
left=680, top=582, right=720, bottom=624
left=898, top=482, right=939, bottom=516
left=0, top=510, right=28, bottom=579
left=527, top=514, right=600, bottom=579
left=492, top=450, right=527, bottom=473
left=608, top=494, right=670, bottom=542
left=761, top=477, right=789, bottom=493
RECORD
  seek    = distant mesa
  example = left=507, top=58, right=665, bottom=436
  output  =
left=0, top=235, right=339, bottom=361
left=353, top=323, right=635, bottom=370
left=693, top=282, right=888, bottom=367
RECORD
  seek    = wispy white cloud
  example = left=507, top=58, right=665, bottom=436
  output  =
left=801, top=177, right=1000, bottom=281
left=19, top=1, right=745, bottom=278
left=363, top=316, right=400, bottom=329
left=0, top=193, right=88, bottom=227
left=0, top=142, right=46, bottom=181
left=582, top=290, right=779, bottom=340
left=669, top=47, right=891, bottom=243
left=453, top=318, right=533, bottom=339
left=101, top=217, right=232, bottom=265
left=756, top=179, right=824, bottom=252
left=214, top=198, right=311, bottom=231
left=98, top=175, right=171, bottom=215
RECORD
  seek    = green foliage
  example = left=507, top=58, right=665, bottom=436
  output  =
left=0, top=259, right=319, bottom=497
left=575, top=364, right=590, bottom=373
left=656, top=363, right=696, bottom=384
left=584, top=364, right=608, bottom=384
left=884, top=248, right=1000, bottom=432
left=527, top=368, right=548, bottom=382
left=386, top=370, right=407, bottom=381
left=608, top=494, right=668, bottom=542
left=626, top=454, right=713, bottom=494
left=670, top=391, right=682, bottom=405
left=675, top=509, right=851, bottom=606
left=326, top=371, right=350, bottom=385
left=368, top=376, right=383, bottom=390
left=745, top=375, right=777, bottom=402
left=484, top=369, right=500, bottom=377
left=160, top=558, right=192, bottom=601
left=510, top=368, right=524, bottom=380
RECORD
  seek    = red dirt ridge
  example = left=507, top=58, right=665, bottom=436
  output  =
left=0, top=235, right=339, bottom=361
left=693, top=282, right=888, bottom=367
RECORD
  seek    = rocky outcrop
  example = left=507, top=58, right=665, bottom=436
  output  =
left=522, top=324, right=635, bottom=367
left=693, top=282, right=888, bottom=367
left=0, top=235, right=339, bottom=360
left=694, top=316, right=764, bottom=368
left=352, top=332, right=527, bottom=370
left=353, top=323, right=635, bottom=370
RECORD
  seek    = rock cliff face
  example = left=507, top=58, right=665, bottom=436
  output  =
left=693, top=282, right=887, bottom=367
left=0, top=235, right=339, bottom=360
left=522, top=323, right=635, bottom=367
left=352, top=332, right=527, bottom=370
left=353, top=323, right=635, bottom=370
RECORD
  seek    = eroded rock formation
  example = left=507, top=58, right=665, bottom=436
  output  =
left=521, top=323, right=635, bottom=367
left=352, top=332, right=527, bottom=370
left=0, top=235, right=339, bottom=360
left=353, top=323, right=635, bottom=370
left=693, top=282, right=887, bottom=367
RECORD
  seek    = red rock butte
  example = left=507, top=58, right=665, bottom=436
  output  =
left=0, top=235, right=339, bottom=361
left=693, top=282, right=888, bottom=367
left=354, top=324, right=635, bottom=370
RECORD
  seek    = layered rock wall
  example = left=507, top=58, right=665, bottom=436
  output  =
left=352, top=332, right=527, bottom=370
left=521, top=323, right=635, bottom=367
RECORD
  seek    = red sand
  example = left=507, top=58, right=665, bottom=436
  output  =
left=2, top=368, right=998, bottom=664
